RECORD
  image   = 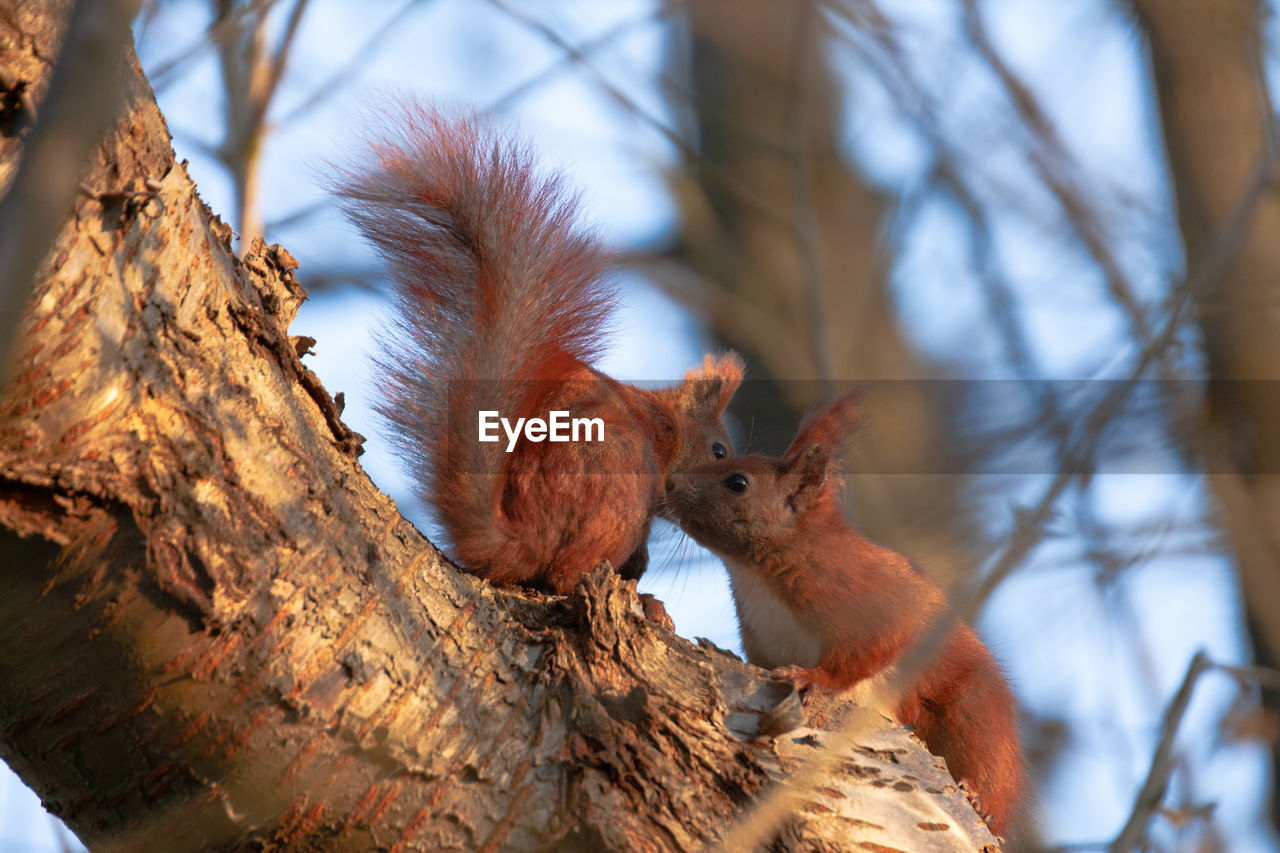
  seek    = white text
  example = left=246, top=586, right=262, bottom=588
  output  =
left=478, top=410, right=605, bottom=452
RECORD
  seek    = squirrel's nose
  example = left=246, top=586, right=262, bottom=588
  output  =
left=664, top=477, right=676, bottom=493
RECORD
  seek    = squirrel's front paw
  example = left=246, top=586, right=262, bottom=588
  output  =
left=769, top=665, right=822, bottom=697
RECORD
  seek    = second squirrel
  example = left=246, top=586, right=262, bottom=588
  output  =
left=338, top=107, right=743, bottom=595
left=664, top=393, right=1025, bottom=836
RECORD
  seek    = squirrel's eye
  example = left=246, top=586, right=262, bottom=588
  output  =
left=712, top=442, right=728, bottom=459
left=723, top=474, right=748, bottom=493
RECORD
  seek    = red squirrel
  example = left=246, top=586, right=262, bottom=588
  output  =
left=336, top=106, right=743, bottom=595
left=664, top=393, right=1024, bottom=837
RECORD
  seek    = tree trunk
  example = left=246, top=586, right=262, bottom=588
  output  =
left=1134, top=0, right=1280, bottom=833
left=0, top=3, right=997, bottom=850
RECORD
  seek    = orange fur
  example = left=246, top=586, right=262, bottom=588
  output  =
left=665, top=392, right=1024, bottom=835
left=336, top=106, right=743, bottom=593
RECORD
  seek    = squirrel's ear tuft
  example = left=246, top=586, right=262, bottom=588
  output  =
left=784, top=389, right=865, bottom=459
left=782, top=444, right=831, bottom=514
left=680, top=351, right=745, bottom=416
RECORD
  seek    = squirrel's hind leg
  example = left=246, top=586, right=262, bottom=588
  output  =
left=617, top=521, right=651, bottom=581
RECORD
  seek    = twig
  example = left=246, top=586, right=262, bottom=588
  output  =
left=1217, top=662, right=1280, bottom=692
left=825, top=1, right=1083, bottom=461
left=145, top=0, right=274, bottom=91
left=274, top=0, right=427, bottom=127
left=482, top=0, right=684, bottom=117
left=628, top=254, right=814, bottom=387
left=957, top=136, right=1274, bottom=620
left=481, top=0, right=802, bottom=236
left=1108, top=651, right=1212, bottom=853
left=213, top=0, right=311, bottom=246
left=960, top=0, right=1155, bottom=350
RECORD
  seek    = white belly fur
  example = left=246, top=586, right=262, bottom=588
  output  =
left=723, top=558, right=901, bottom=722
left=723, top=558, right=823, bottom=669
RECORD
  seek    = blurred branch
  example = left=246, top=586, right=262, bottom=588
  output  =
left=820, top=3, right=1038, bottom=375
left=828, top=0, right=1166, bottom=387
left=1075, top=488, right=1174, bottom=666
left=1134, top=10, right=1280, bottom=836
left=1219, top=662, right=1280, bottom=692
left=296, top=265, right=384, bottom=293
left=263, top=0, right=309, bottom=104
left=627, top=255, right=813, bottom=385
left=484, top=0, right=810, bottom=190
left=275, top=0, right=426, bottom=127
left=481, top=0, right=800, bottom=235
left=824, top=1, right=1079, bottom=449
left=0, top=0, right=142, bottom=369
left=213, top=0, right=310, bottom=246
left=820, top=3, right=1036, bottom=224
left=483, top=0, right=684, bottom=116
left=1204, top=435, right=1280, bottom=677
left=960, top=0, right=1155, bottom=349
left=1109, top=651, right=1211, bottom=853
left=938, top=168, right=1077, bottom=453
left=264, top=197, right=325, bottom=230
left=958, top=142, right=1274, bottom=619
left=144, top=0, right=272, bottom=90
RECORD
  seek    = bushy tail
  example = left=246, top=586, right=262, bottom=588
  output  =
left=334, top=105, right=616, bottom=560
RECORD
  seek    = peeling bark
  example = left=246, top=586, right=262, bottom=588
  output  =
left=0, top=3, right=998, bottom=850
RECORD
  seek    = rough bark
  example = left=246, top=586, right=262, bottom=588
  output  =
left=0, top=2, right=998, bottom=850
left=1134, top=0, right=1280, bottom=832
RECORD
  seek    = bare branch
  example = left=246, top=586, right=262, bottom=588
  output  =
left=628, top=254, right=815, bottom=388
left=482, top=0, right=685, bottom=116
left=144, top=0, right=273, bottom=90
left=482, top=0, right=802, bottom=236
left=213, top=0, right=312, bottom=246
left=274, top=0, right=425, bottom=127
left=1108, top=651, right=1212, bottom=853
left=262, top=0, right=310, bottom=109
left=960, top=0, right=1155, bottom=348
left=957, top=142, right=1274, bottom=619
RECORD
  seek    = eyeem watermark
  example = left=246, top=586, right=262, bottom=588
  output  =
left=479, top=410, right=605, bottom=452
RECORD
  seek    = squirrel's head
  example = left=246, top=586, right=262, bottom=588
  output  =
left=654, top=352, right=744, bottom=474
left=664, top=390, right=863, bottom=560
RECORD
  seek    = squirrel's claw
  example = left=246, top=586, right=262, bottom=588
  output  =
left=959, top=779, right=993, bottom=827
left=769, top=665, right=821, bottom=696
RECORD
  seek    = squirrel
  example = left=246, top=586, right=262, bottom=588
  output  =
left=663, top=392, right=1025, bottom=838
left=335, top=106, right=744, bottom=597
